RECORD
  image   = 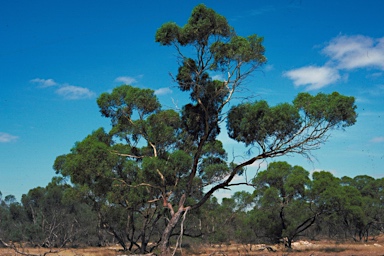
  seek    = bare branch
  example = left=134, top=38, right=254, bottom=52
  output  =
left=109, top=150, right=143, bottom=159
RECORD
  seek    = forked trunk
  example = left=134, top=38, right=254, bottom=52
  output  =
left=160, top=207, right=185, bottom=256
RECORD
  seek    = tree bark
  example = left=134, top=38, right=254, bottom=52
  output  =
left=160, top=207, right=185, bottom=256
left=160, top=194, right=189, bottom=256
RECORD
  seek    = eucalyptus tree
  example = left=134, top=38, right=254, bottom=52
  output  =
left=0, top=192, right=23, bottom=244
left=251, top=162, right=317, bottom=247
left=154, top=5, right=356, bottom=254
left=340, top=175, right=384, bottom=240
left=54, top=127, right=164, bottom=253
left=20, top=177, right=98, bottom=248
left=54, top=4, right=356, bottom=255
left=309, top=172, right=376, bottom=241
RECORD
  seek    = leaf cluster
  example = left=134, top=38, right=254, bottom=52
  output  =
left=228, top=101, right=301, bottom=146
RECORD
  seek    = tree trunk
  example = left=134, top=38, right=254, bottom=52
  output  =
left=160, top=206, right=185, bottom=256
left=286, top=237, right=292, bottom=248
left=140, top=230, right=148, bottom=254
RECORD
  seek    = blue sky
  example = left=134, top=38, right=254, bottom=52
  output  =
left=1, top=0, right=383, bottom=201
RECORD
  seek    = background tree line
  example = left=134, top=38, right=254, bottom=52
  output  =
left=1, top=161, right=383, bottom=253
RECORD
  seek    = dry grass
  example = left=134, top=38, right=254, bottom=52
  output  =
left=186, top=237, right=384, bottom=256
left=1, top=236, right=384, bottom=255
left=0, top=246, right=122, bottom=256
left=186, top=245, right=384, bottom=255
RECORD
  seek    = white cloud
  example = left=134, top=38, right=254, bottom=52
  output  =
left=0, top=132, right=18, bottom=143
left=323, top=35, right=384, bottom=70
left=284, top=35, right=384, bottom=90
left=32, top=78, right=95, bottom=100
left=115, top=76, right=138, bottom=84
left=154, top=87, right=173, bottom=95
left=30, top=78, right=57, bottom=88
left=370, top=137, right=384, bottom=143
left=283, top=65, right=340, bottom=90
left=55, top=85, right=96, bottom=100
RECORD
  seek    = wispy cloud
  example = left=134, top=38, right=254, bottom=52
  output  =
left=283, top=65, right=340, bottom=90
left=249, top=6, right=276, bottom=16
left=30, top=78, right=57, bottom=88
left=263, top=64, right=274, bottom=72
left=31, top=78, right=95, bottom=100
left=0, top=132, right=18, bottom=143
left=362, top=84, right=384, bottom=97
left=323, top=35, right=384, bottom=70
left=155, top=87, right=173, bottom=96
left=232, top=5, right=280, bottom=21
left=370, top=137, right=384, bottom=143
left=367, top=72, right=383, bottom=79
left=356, top=84, right=384, bottom=104
left=284, top=35, right=384, bottom=91
left=56, top=85, right=96, bottom=100
left=359, top=110, right=384, bottom=117
left=115, top=76, right=138, bottom=85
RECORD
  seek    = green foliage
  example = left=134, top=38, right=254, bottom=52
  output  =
left=248, top=200, right=282, bottom=243
left=227, top=101, right=302, bottom=145
left=155, top=4, right=231, bottom=46
left=309, top=171, right=384, bottom=241
left=54, top=128, right=116, bottom=199
left=253, top=161, right=310, bottom=201
left=251, top=162, right=315, bottom=246
left=98, top=85, right=160, bottom=121
left=15, top=178, right=99, bottom=247
left=211, top=34, right=266, bottom=69
left=146, top=110, right=181, bottom=147
left=228, top=92, right=356, bottom=147
left=293, top=92, right=357, bottom=127
left=310, top=171, right=341, bottom=199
